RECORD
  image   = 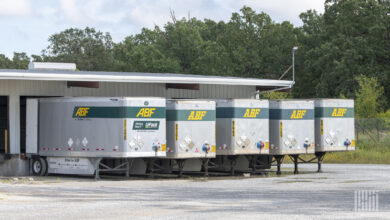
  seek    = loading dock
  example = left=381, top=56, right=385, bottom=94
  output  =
left=0, top=62, right=293, bottom=176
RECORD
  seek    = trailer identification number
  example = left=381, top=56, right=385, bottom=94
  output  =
left=74, top=107, right=90, bottom=117
left=136, top=108, right=156, bottom=117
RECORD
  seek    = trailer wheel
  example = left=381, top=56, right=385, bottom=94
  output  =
left=32, top=158, right=47, bottom=176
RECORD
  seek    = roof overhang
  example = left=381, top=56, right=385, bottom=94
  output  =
left=0, top=69, right=293, bottom=88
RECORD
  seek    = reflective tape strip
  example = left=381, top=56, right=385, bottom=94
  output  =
left=280, top=122, right=283, bottom=138
left=232, top=120, right=235, bottom=137
left=124, top=119, right=127, bottom=140
left=175, top=124, right=178, bottom=141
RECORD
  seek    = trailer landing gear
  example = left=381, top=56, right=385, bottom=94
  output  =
left=315, top=152, right=326, bottom=173
left=291, top=155, right=299, bottom=174
left=274, top=155, right=285, bottom=176
left=94, top=158, right=133, bottom=180
left=228, top=156, right=237, bottom=175
left=94, top=158, right=102, bottom=180
left=201, top=158, right=210, bottom=177
left=176, top=159, right=186, bottom=177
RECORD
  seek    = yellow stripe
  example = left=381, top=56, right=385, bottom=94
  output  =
left=320, top=120, right=324, bottom=135
left=124, top=120, right=127, bottom=140
left=232, top=120, right=235, bottom=137
left=280, top=122, right=283, bottom=138
left=175, top=124, right=178, bottom=141
left=265, top=142, right=269, bottom=149
left=211, top=145, right=216, bottom=153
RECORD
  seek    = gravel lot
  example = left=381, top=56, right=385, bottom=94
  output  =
left=0, top=163, right=389, bottom=220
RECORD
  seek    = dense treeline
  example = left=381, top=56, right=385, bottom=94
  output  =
left=0, top=0, right=389, bottom=109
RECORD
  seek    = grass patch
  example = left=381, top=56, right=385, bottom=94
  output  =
left=282, top=133, right=390, bottom=164
left=324, top=149, right=390, bottom=164
left=325, top=132, right=390, bottom=164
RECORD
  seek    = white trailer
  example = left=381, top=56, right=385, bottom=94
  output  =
left=269, top=100, right=315, bottom=175
left=313, top=99, right=355, bottom=172
left=26, top=97, right=166, bottom=179
left=162, top=99, right=216, bottom=176
left=214, top=99, right=270, bottom=174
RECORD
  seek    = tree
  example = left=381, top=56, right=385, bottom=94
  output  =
left=355, top=75, right=384, bottom=118
left=295, top=0, right=390, bottom=105
left=0, top=52, right=30, bottom=69
left=12, top=52, right=30, bottom=69
left=0, top=54, right=13, bottom=69
left=43, top=27, right=114, bottom=71
left=112, top=7, right=299, bottom=78
left=217, top=7, right=298, bottom=79
left=114, top=35, right=181, bottom=73
left=113, top=28, right=182, bottom=73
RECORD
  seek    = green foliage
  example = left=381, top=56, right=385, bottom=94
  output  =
left=294, top=0, right=390, bottom=105
left=42, top=27, right=114, bottom=71
left=324, top=131, right=390, bottom=164
left=113, top=7, right=297, bottom=79
left=261, top=91, right=291, bottom=100
left=113, top=35, right=181, bottom=73
left=0, top=52, right=30, bottom=69
left=355, top=75, right=384, bottom=118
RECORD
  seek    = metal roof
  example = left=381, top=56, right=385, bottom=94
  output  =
left=0, top=69, right=293, bottom=87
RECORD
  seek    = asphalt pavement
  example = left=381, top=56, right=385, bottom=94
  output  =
left=0, top=163, right=389, bottom=220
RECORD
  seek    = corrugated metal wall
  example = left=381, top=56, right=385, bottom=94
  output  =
left=0, top=80, right=255, bottom=98
left=0, top=80, right=256, bottom=155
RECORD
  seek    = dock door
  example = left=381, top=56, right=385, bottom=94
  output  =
left=0, top=96, right=9, bottom=155
left=20, top=96, right=58, bottom=154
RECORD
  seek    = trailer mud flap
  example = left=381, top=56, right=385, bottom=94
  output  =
left=47, top=157, right=96, bottom=175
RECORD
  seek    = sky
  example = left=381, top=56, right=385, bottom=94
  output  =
left=0, top=0, right=325, bottom=58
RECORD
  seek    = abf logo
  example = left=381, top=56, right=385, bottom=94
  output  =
left=290, top=110, right=306, bottom=119
left=243, top=108, right=260, bottom=118
left=188, top=111, right=207, bottom=120
left=74, top=107, right=90, bottom=117
left=136, top=108, right=156, bottom=117
left=332, top=108, right=347, bottom=117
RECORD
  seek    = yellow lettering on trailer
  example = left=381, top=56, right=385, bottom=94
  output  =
left=332, top=108, right=347, bottom=117
left=74, top=107, right=90, bottom=117
left=290, top=110, right=306, bottom=119
left=244, top=109, right=261, bottom=118
left=136, top=108, right=156, bottom=117
left=188, top=111, right=206, bottom=120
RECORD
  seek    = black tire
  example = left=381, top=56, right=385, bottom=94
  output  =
left=32, top=158, right=47, bottom=176
left=42, top=157, right=49, bottom=176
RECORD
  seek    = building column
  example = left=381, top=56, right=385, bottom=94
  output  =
left=9, top=94, right=20, bottom=154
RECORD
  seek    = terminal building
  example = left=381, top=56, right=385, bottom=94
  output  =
left=0, top=62, right=293, bottom=176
